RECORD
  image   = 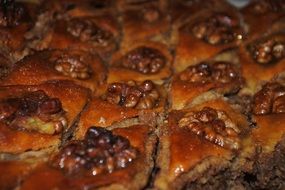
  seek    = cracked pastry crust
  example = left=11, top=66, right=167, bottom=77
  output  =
left=0, top=81, right=90, bottom=153
left=0, top=49, right=106, bottom=92
left=108, top=41, right=172, bottom=84
left=155, top=98, right=249, bottom=189
left=19, top=125, right=156, bottom=190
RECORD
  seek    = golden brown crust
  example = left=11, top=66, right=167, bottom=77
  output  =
left=170, top=61, right=243, bottom=110
left=1, top=50, right=106, bottom=92
left=174, top=8, right=244, bottom=72
left=239, top=33, right=285, bottom=94
left=155, top=98, right=249, bottom=189
left=20, top=125, right=155, bottom=190
left=0, top=81, right=90, bottom=153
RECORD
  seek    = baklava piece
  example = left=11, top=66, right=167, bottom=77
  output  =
left=170, top=60, right=243, bottom=110
left=240, top=32, right=285, bottom=94
left=40, top=3, right=119, bottom=60
left=108, top=41, right=172, bottom=84
left=0, top=0, right=51, bottom=60
left=174, top=9, right=244, bottom=72
left=119, top=0, right=171, bottom=47
left=248, top=81, right=285, bottom=189
left=241, top=0, right=285, bottom=41
left=155, top=98, right=249, bottom=189
left=76, top=79, right=166, bottom=138
left=0, top=81, right=90, bottom=153
left=1, top=49, right=106, bottom=92
left=20, top=125, right=156, bottom=190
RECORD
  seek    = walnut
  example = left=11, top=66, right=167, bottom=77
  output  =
left=120, top=47, right=166, bottom=74
left=105, top=80, right=160, bottom=109
left=248, top=38, right=285, bottom=65
left=179, top=107, right=241, bottom=150
left=179, top=61, right=242, bottom=91
left=253, top=82, right=285, bottom=115
left=0, top=0, right=28, bottom=27
left=52, top=53, right=92, bottom=80
left=67, top=18, right=113, bottom=47
left=0, top=90, right=67, bottom=135
left=253, top=0, right=285, bottom=14
left=191, top=13, right=240, bottom=45
left=51, top=127, right=138, bottom=176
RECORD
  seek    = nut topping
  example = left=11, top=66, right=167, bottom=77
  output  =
left=253, top=82, right=285, bottom=115
left=52, top=53, right=92, bottom=80
left=120, top=47, right=166, bottom=74
left=105, top=80, right=160, bottom=109
left=67, top=18, right=113, bottom=47
left=248, top=37, right=285, bottom=65
left=0, top=0, right=28, bottom=27
left=51, top=127, right=138, bottom=176
left=179, top=61, right=242, bottom=90
left=0, top=90, right=67, bottom=135
left=191, top=13, right=240, bottom=45
left=179, top=107, right=241, bottom=150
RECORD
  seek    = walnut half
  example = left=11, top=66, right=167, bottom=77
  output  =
left=51, top=126, right=138, bottom=176
left=179, top=107, right=241, bottom=150
left=253, top=82, right=285, bottom=115
left=105, top=80, right=160, bottom=109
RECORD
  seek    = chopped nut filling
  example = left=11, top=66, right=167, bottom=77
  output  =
left=191, top=13, right=240, bottom=45
left=179, top=107, right=241, bottom=150
left=120, top=47, right=166, bottom=74
left=67, top=18, right=113, bottom=47
left=105, top=80, right=160, bottom=109
left=51, top=127, right=138, bottom=176
left=0, top=90, right=67, bottom=135
left=253, top=82, right=285, bottom=115
left=52, top=53, right=92, bottom=80
left=248, top=37, right=285, bottom=65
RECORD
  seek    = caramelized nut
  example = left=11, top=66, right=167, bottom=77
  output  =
left=253, top=82, right=285, bottom=115
left=51, top=126, right=138, bottom=176
left=179, top=107, right=240, bottom=150
left=191, top=13, right=240, bottom=45
left=179, top=61, right=242, bottom=92
left=120, top=47, right=166, bottom=74
left=67, top=18, right=113, bottom=47
left=52, top=53, right=92, bottom=80
left=105, top=80, right=160, bottom=109
left=0, top=90, right=67, bottom=135
left=248, top=38, right=285, bottom=65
